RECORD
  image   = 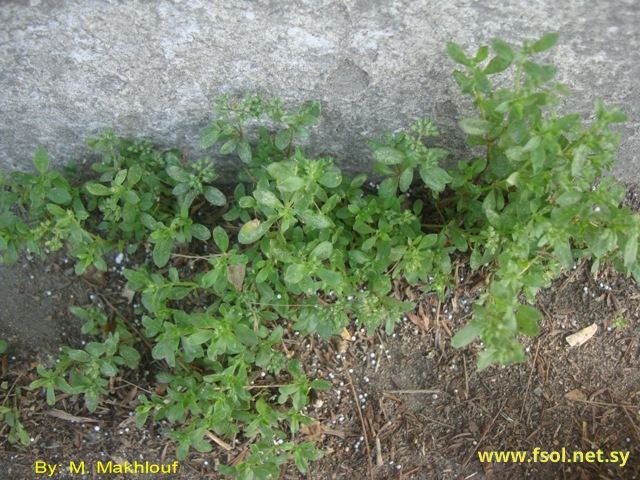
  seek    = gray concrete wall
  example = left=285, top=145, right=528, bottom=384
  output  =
left=1, top=0, right=638, bottom=182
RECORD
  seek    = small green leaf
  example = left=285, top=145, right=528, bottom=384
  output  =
left=212, top=226, right=229, bottom=252
left=200, top=124, right=220, bottom=149
left=476, top=350, right=495, bottom=372
left=553, top=239, right=573, bottom=270
left=419, top=165, right=451, bottom=193
left=114, top=169, right=128, bottom=186
left=233, top=324, right=258, bottom=346
left=523, top=136, right=541, bottom=152
left=378, top=176, right=398, bottom=199
left=446, top=42, right=471, bottom=66
left=373, top=147, right=405, bottom=165
left=203, top=186, right=226, bottom=206
left=298, top=211, right=333, bottom=229
left=254, top=189, right=283, bottom=209
left=190, top=223, right=211, bottom=241
left=624, top=233, right=638, bottom=269
left=46, top=203, right=67, bottom=218
left=318, top=170, right=342, bottom=188
left=484, top=56, right=511, bottom=74
left=310, top=241, right=333, bottom=260
left=237, top=138, right=252, bottom=163
left=398, top=167, right=413, bottom=192
left=238, top=219, right=272, bottom=244
left=275, top=128, right=291, bottom=151
left=219, top=137, right=238, bottom=155
left=285, top=264, right=307, bottom=284
left=516, top=305, right=542, bottom=336
left=238, top=196, right=256, bottom=208
left=118, top=345, right=141, bottom=367
left=46, top=187, right=72, bottom=205
left=459, top=118, right=493, bottom=136
left=491, top=38, right=514, bottom=61
left=153, top=236, right=173, bottom=267
left=532, top=32, right=559, bottom=53
left=317, top=268, right=342, bottom=287
left=474, top=45, right=489, bottom=63
left=571, top=145, right=587, bottom=177
left=166, top=166, right=189, bottom=183
left=451, top=322, right=482, bottom=348
left=33, top=147, right=49, bottom=175
left=279, top=176, right=305, bottom=192
left=67, top=349, right=92, bottom=362
left=122, top=190, right=140, bottom=204
left=84, top=182, right=112, bottom=196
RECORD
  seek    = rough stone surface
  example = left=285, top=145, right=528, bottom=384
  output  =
left=1, top=0, right=639, bottom=182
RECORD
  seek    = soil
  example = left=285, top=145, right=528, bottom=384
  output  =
left=2, top=202, right=640, bottom=479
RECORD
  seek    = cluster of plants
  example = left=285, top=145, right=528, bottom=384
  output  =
left=0, top=33, right=635, bottom=476
left=0, top=339, right=30, bottom=447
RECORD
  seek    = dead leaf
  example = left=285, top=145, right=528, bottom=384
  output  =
left=566, top=323, right=597, bottom=347
left=121, top=284, right=136, bottom=303
left=406, top=312, right=427, bottom=330
left=301, top=419, right=323, bottom=442
left=46, top=409, right=98, bottom=423
left=565, top=389, right=587, bottom=402
left=81, top=264, right=105, bottom=286
left=227, top=264, right=246, bottom=291
left=340, top=328, right=352, bottom=341
left=468, top=420, right=480, bottom=434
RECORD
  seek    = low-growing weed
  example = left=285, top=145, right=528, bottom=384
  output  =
left=0, top=33, right=635, bottom=476
left=0, top=340, right=30, bottom=446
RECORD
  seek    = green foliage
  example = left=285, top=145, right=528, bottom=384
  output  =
left=0, top=365, right=30, bottom=446
left=0, top=405, right=30, bottom=446
left=444, top=33, right=631, bottom=366
left=30, top=307, right=140, bottom=412
left=0, top=33, right=635, bottom=476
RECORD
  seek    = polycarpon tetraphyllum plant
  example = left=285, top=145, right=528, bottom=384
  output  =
left=0, top=33, right=635, bottom=477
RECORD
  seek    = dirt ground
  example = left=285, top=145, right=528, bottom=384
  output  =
left=1, top=195, right=640, bottom=480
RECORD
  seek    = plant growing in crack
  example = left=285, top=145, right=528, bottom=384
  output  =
left=0, top=33, right=635, bottom=477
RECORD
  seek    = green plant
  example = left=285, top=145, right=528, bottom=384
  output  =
left=1, top=354, right=30, bottom=447
left=440, top=33, right=632, bottom=368
left=0, top=33, right=635, bottom=477
left=611, top=314, right=627, bottom=330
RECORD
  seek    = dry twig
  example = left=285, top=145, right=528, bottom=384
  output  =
left=346, top=371, right=374, bottom=480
